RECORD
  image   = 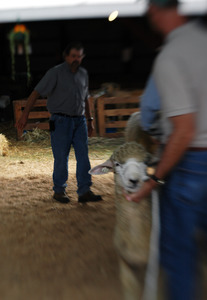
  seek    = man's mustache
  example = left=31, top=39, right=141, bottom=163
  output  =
left=71, top=61, right=80, bottom=67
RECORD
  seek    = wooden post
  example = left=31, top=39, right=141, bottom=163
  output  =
left=13, top=100, right=25, bottom=140
left=97, top=97, right=105, bottom=137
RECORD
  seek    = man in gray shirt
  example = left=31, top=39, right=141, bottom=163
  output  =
left=16, top=42, right=102, bottom=204
left=125, top=1, right=207, bottom=299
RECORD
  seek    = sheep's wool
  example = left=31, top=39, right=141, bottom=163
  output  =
left=111, top=141, right=148, bottom=165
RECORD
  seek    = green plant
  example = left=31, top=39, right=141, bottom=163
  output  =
left=8, top=24, right=31, bottom=85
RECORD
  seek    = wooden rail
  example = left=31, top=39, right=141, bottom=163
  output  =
left=13, top=95, right=141, bottom=140
left=13, top=99, right=50, bottom=140
left=13, top=97, right=97, bottom=140
left=97, top=96, right=140, bottom=137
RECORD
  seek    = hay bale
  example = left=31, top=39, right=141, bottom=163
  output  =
left=0, top=134, right=9, bottom=156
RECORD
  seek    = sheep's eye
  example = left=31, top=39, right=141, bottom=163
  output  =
left=115, top=162, right=120, bottom=167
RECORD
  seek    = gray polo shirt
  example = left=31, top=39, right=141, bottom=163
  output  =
left=35, top=62, right=89, bottom=116
left=153, top=20, right=207, bottom=147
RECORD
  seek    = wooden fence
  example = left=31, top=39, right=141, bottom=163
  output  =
left=13, top=99, right=50, bottom=140
left=13, top=94, right=141, bottom=140
left=13, top=97, right=97, bottom=140
left=97, top=96, right=140, bottom=137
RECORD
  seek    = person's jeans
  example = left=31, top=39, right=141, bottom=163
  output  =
left=50, top=114, right=92, bottom=196
left=160, top=150, right=207, bottom=300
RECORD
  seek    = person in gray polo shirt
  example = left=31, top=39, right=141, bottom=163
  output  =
left=125, top=1, right=207, bottom=299
left=16, top=41, right=102, bottom=204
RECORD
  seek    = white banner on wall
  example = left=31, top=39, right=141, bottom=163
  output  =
left=0, top=0, right=205, bottom=22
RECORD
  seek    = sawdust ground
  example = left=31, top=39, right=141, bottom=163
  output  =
left=1, top=123, right=207, bottom=300
left=0, top=126, right=124, bottom=300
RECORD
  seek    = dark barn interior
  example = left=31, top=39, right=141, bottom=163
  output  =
left=0, top=16, right=162, bottom=122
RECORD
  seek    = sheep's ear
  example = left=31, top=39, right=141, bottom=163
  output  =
left=89, top=159, right=113, bottom=175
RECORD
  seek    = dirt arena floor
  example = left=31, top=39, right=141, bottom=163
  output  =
left=1, top=123, right=207, bottom=300
left=0, top=123, right=125, bottom=300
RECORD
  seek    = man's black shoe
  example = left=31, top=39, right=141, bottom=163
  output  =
left=78, top=191, right=102, bottom=203
left=53, top=192, right=70, bottom=204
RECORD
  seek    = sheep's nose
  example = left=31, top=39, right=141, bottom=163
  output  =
left=129, top=179, right=138, bottom=185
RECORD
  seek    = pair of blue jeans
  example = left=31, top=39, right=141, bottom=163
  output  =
left=159, top=150, right=207, bottom=300
left=50, top=114, right=92, bottom=196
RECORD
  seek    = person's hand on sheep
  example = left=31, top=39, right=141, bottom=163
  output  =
left=124, top=179, right=157, bottom=203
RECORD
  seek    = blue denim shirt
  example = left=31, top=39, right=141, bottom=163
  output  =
left=140, top=76, right=162, bottom=140
left=140, top=76, right=161, bottom=131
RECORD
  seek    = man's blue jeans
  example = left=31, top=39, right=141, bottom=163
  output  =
left=50, top=114, right=92, bottom=196
left=160, top=150, right=207, bottom=300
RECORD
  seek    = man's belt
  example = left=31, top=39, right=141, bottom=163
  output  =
left=53, top=113, right=81, bottom=118
left=188, top=147, right=207, bottom=151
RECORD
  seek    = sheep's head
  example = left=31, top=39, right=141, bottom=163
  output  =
left=89, top=142, right=150, bottom=193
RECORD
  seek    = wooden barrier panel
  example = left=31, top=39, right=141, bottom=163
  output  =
left=13, top=95, right=140, bottom=140
left=13, top=97, right=97, bottom=140
left=97, top=96, right=141, bottom=137
left=13, top=99, right=50, bottom=140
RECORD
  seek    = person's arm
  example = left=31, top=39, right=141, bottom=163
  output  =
left=15, top=90, right=40, bottom=131
left=125, top=112, right=196, bottom=202
left=85, top=96, right=94, bottom=137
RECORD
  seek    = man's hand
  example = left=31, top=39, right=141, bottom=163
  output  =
left=87, top=121, right=94, bottom=137
left=15, top=90, right=40, bottom=131
left=124, top=179, right=156, bottom=203
left=15, top=112, right=29, bottom=131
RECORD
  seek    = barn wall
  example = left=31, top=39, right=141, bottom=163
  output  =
left=0, top=17, right=162, bottom=120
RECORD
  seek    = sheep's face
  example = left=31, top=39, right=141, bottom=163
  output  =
left=89, top=142, right=150, bottom=193
left=114, top=158, right=149, bottom=193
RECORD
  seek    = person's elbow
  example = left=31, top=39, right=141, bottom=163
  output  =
left=171, top=113, right=196, bottom=145
left=185, top=126, right=196, bottom=144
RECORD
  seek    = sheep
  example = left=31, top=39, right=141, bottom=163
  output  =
left=89, top=112, right=163, bottom=300
left=125, top=111, right=161, bottom=165
left=124, top=112, right=155, bottom=153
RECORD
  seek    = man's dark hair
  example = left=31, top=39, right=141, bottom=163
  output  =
left=63, top=42, right=84, bottom=58
left=150, top=0, right=178, bottom=7
left=200, top=14, right=207, bottom=27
